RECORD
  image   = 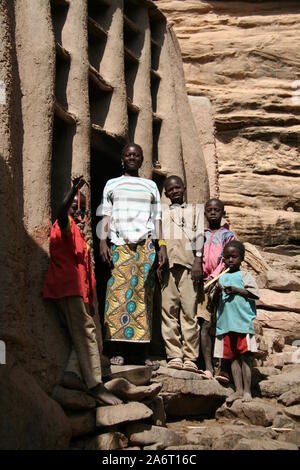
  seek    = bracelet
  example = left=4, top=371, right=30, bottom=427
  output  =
left=158, top=239, right=167, bottom=247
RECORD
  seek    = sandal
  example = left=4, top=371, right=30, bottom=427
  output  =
left=183, top=360, right=198, bottom=372
left=167, top=358, right=183, bottom=370
left=198, top=369, right=214, bottom=380
left=110, top=356, right=125, bottom=366
left=215, top=373, right=230, bottom=384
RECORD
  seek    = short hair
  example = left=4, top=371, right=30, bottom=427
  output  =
left=121, top=142, right=143, bottom=159
left=205, top=198, right=225, bottom=211
left=164, top=175, right=184, bottom=189
left=225, top=240, right=245, bottom=260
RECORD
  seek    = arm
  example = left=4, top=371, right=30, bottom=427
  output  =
left=99, top=215, right=112, bottom=266
left=57, top=176, right=86, bottom=230
left=222, top=285, right=258, bottom=299
left=155, top=219, right=168, bottom=269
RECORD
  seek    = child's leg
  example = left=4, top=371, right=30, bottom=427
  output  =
left=226, top=358, right=243, bottom=404
left=241, top=352, right=252, bottom=402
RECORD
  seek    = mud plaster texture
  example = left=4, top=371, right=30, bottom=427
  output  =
left=0, top=0, right=208, bottom=449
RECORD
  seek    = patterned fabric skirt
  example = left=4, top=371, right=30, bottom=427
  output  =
left=104, top=238, right=156, bottom=342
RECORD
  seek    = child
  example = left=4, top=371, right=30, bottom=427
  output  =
left=161, top=175, right=204, bottom=372
left=214, top=241, right=259, bottom=403
left=43, top=176, right=121, bottom=406
left=197, top=198, right=234, bottom=380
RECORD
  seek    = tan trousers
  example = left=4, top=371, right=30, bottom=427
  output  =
left=56, top=296, right=102, bottom=389
left=161, top=266, right=200, bottom=361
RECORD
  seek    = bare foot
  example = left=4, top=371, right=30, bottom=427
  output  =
left=110, top=356, right=125, bottom=366
left=226, top=391, right=243, bottom=405
left=90, top=383, right=123, bottom=406
left=105, top=378, right=162, bottom=401
left=145, top=359, right=160, bottom=371
left=242, top=392, right=252, bottom=402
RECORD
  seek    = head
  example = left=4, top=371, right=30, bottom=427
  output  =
left=121, top=143, right=143, bottom=174
left=205, top=198, right=225, bottom=229
left=69, top=191, right=87, bottom=225
left=223, top=240, right=245, bottom=272
left=164, top=175, right=185, bottom=205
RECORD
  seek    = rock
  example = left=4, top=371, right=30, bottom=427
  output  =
left=261, top=329, right=285, bottom=354
left=216, top=398, right=281, bottom=427
left=0, top=358, right=72, bottom=449
left=272, top=414, right=295, bottom=430
left=166, top=445, right=206, bottom=450
left=67, top=411, right=96, bottom=438
left=278, top=429, right=300, bottom=447
left=278, top=388, right=300, bottom=407
left=152, top=367, right=230, bottom=418
left=257, top=270, right=300, bottom=292
left=257, top=289, right=300, bottom=313
left=252, top=366, right=280, bottom=388
left=104, top=378, right=162, bottom=402
left=75, top=432, right=128, bottom=450
left=233, top=438, right=298, bottom=451
left=126, top=423, right=187, bottom=448
left=96, top=402, right=153, bottom=428
left=52, top=385, right=96, bottom=410
left=144, top=443, right=166, bottom=450
left=186, top=423, right=277, bottom=450
left=284, top=405, right=300, bottom=421
left=259, top=367, right=300, bottom=398
left=103, top=366, right=152, bottom=386
left=263, top=352, right=294, bottom=369
left=145, top=396, right=167, bottom=427
left=256, top=310, right=300, bottom=344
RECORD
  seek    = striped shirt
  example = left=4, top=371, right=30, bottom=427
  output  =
left=97, top=176, right=162, bottom=245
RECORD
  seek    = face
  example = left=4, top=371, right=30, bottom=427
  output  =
left=69, top=196, right=86, bottom=225
left=164, top=178, right=185, bottom=204
left=205, top=200, right=224, bottom=225
left=224, top=246, right=242, bottom=272
left=122, top=145, right=143, bottom=172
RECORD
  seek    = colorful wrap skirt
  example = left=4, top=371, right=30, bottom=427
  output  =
left=103, top=238, right=156, bottom=342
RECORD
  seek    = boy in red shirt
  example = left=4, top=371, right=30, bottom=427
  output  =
left=43, top=176, right=121, bottom=405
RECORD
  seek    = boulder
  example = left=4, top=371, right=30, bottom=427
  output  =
left=257, top=289, right=300, bottom=313
left=278, top=388, right=300, bottom=407
left=52, top=385, right=96, bottom=410
left=256, top=310, right=300, bottom=344
left=261, top=329, right=285, bottom=354
left=278, top=429, right=300, bottom=447
left=272, top=414, right=295, bottom=430
left=233, top=438, right=298, bottom=450
left=145, top=396, right=167, bottom=427
left=126, top=423, right=187, bottom=448
left=284, top=405, right=300, bottom=421
left=257, top=270, right=300, bottom=292
left=0, top=357, right=72, bottom=449
left=216, top=398, right=281, bottom=427
left=96, top=402, right=153, bottom=428
left=152, top=367, right=230, bottom=418
left=259, top=367, right=300, bottom=398
left=263, top=352, right=294, bottom=369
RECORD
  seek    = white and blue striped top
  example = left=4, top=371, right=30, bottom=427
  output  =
left=96, top=176, right=162, bottom=245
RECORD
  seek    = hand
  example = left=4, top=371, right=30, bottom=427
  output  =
left=191, top=258, right=203, bottom=283
left=158, top=245, right=168, bottom=271
left=72, top=175, right=87, bottom=191
left=100, top=240, right=112, bottom=266
left=223, top=285, right=238, bottom=295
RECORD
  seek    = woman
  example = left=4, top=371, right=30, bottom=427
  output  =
left=97, top=143, right=167, bottom=367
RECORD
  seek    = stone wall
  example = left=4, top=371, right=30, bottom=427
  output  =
left=155, top=0, right=300, bottom=249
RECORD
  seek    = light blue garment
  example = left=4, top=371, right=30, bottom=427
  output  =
left=216, top=270, right=256, bottom=335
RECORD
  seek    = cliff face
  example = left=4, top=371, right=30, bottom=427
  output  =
left=155, top=0, right=300, bottom=248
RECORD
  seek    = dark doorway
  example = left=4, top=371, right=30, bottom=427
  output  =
left=90, top=135, right=123, bottom=326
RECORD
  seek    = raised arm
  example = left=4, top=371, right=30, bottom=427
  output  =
left=57, top=176, right=86, bottom=230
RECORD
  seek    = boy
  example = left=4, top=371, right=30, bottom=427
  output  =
left=214, top=241, right=259, bottom=403
left=197, top=198, right=234, bottom=380
left=43, top=176, right=121, bottom=405
left=161, top=176, right=204, bottom=372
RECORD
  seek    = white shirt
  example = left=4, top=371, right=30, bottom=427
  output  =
left=97, top=176, right=162, bottom=245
